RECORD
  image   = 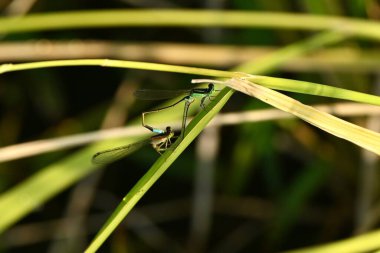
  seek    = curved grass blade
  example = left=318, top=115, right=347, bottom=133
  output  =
left=283, top=229, right=380, bottom=253
left=2, top=59, right=380, bottom=106
left=2, top=10, right=380, bottom=41
left=226, top=78, right=380, bottom=155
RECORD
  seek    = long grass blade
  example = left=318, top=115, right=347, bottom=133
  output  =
left=2, top=59, right=380, bottom=106
left=1, top=10, right=380, bottom=41
left=225, top=78, right=380, bottom=155
left=283, top=229, right=380, bottom=253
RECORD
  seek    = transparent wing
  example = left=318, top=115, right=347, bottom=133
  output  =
left=134, top=89, right=190, bottom=100
left=92, top=139, right=150, bottom=165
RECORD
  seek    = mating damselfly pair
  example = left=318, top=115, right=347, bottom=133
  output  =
left=91, top=81, right=220, bottom=164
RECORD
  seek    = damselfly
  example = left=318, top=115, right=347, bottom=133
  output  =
left=92, top=126, right=176, bottom=164
left=134, top=83, right=218, bottom=137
